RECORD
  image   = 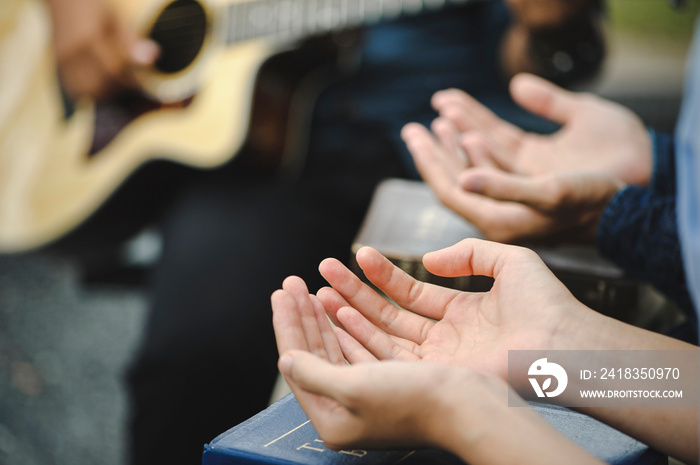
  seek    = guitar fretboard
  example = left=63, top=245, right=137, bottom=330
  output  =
left=224, top=0, right=468, bottom=44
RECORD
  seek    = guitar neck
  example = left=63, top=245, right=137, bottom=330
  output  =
left=224, top=0, right=469, bottom=44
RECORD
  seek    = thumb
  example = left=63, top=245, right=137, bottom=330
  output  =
left=423, top=238, right=536, bottom=279
left=510, top=73, right=578, bottom=125
left=279, top=351, right=347, bottom=398
left=459, top=168, right=622, bottom=213
left=459, top=168, right=563, bottom=212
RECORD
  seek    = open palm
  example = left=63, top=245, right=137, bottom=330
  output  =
left=316, top=239, right=591, bottom=381
left=431, top=73, right=652, bottom=186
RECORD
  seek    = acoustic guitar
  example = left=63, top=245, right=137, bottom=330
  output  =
left=0, top=0, right=466, bottom=252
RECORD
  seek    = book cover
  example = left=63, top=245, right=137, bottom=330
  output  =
left=350, top=179, right=639, bottom=321
left=202, top=394, right=665, bottom=465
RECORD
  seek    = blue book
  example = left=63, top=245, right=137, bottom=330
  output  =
left=202, top=394, right=666, bottom=465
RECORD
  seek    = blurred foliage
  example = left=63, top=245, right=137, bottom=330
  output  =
left=608, top=0, right=700, bottom=45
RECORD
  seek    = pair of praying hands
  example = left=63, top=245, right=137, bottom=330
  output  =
left=271, top=77, right=700, bottom=463
left=272, top=239, right=609, bottom=465
left=272, top=238, right=697, bottom=464
left=402, top=73, right=652, bottom=244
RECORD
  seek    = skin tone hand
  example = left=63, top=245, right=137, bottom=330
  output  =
left=403, top=116, right=623, bottom=243
left=272, top=275, right=604, bottom=465
left=316, top=239, right=694, bottom=381
left=316, top=239, right=588, bottom=382
left=429, top=73, right=653, bottom=186
left=402, top=73, right=650, bottom=243
left=272, top=275, right=453, bottom=450
left=315, top=239, right=698, bottom=463
left=46, top=0, right=159, bottom=99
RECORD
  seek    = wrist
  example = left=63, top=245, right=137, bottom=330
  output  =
left=552, top=301, right=616, bottom=351
left=578, top=180, right=623, bottom=243
left=438, top=372, right=603, bottom=465
left=431, top=370, right=510, bottom=460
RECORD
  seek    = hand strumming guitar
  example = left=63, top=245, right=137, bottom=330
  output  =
left=46, top=0, right=159, bottom=99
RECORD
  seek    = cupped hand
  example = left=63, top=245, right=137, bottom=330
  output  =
left=316, top=239, right=593, bottom=381
left=271, top=275, right=491, bottom=451
left=402, top=120, right=623, bottom=243
left=278, top=350, right=501, bottom=451
left=430, top=73, right=652, bottom=186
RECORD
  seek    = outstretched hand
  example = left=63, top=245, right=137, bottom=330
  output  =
left=271, top=275, right=500, bottom=451
left=271, top=273, right=603, bottom=465
left=431, top=73, right=652, bottom=185
left=273, top=242, right=697, bottom=464
left=316, top=239, right=595, bottom=382
left=403, top=120, right=622, bottom=243
left=402, top=73, right=638, bottom=243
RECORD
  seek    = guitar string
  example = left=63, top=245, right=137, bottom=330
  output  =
left=223, top=0, right=466, bottom=45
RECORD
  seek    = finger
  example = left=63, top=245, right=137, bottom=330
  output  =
left=459, top=168, right=564, bottom=212
left=319, top=255, right=438, bottom=343
left=311, top=295, right=345, bottom=365
left=402, top=124, right=548, bottom=242
left=336, top=307, right=421, bottom=362
left=336, top=321, right=420, bottom=363
left=440, top=102, right=521, bottom=170
left=459, top=168, right=621, bottom=213
left=278, top=350, right=362, bottom=446
left=318, top=287, right=415, bottom=363
left=460, top=132, right=500, bottom=170
left=430, top=117, right=461, bottom=162
left=278, top=351, right=357, bottom=405
left=430, top=118, right=471, bottom=172
left=354, top=247, right=466, bottom=323
left=432, top=89, right=507, bottom=133
left=271, top=289, right=309, bottom=354
left=101, top=17, right=158, bottom=89
left=432, top=89, right=523, bottom=160
left=402, top=122, right=460, bottom=172
left=93, top=21, right=138, bottom=90
left=402, top=123, right=463, bottom=200
left=333, top=327, right=378, bottom=364
left=283, top=276, right=329, bottom=359
left=317, top=286, right=352, bottom=328
left=111, top=14, right=159, bottom=67
left=126, top=38, right=160, bottom=67
left=336, top=310, right=423, bottom=359
left=509, top=73, right=579, bottom=125
left=60, top=50, right=117, bottom=99
left=423, top=238, right=537, bottom=280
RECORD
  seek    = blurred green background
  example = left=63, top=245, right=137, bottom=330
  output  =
left=609, top=0, right=699, bottom=46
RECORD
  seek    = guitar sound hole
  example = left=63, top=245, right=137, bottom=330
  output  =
left=149, top=0, right=208, bottom=74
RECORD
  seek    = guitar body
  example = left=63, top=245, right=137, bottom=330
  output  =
left=0, top=0, right=286, bottom=252
left=1, top=0, right=458, bottom=253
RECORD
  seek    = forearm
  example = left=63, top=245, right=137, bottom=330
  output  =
left=560, top=304, right=697, bottom=352
left=438, top=383, right=604, bottom=465
left=554, top=306, right=698, bottom=462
